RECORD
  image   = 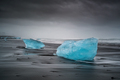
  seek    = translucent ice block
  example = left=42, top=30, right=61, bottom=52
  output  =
left=56, top=38, right=98, bottom=61
left=23, top=39, right=45, bottom=49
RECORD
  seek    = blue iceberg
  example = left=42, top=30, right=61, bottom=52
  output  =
left=23, top=39, right=45, bottom=49
left=4, top=37, right=7, bottom=41
left=56, top=38, right=98, bottom=61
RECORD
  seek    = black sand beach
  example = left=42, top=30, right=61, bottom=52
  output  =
left=0, top=39, right=120, bottom=80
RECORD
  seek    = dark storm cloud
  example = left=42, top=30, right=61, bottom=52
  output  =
left=0, top=0, right=120, bottom=16
left=0, top=0, right=120, bottom=39
left=0, top=0, right=120, bottom=25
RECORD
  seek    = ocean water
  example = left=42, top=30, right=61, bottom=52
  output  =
left=98, top=39, right=120, bottom=43
left=1, top=36, right=120, bottom=46
left=38, top=38, right=120, bottom=47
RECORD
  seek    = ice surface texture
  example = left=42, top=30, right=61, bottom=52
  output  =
left=56, top=38, right=98, bottom=61
left=23, top=39, right=45, bottom=49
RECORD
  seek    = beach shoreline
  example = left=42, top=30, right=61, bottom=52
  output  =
left=0, top=39, right=120, bottom=80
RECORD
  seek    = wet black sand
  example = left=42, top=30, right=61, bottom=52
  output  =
left=0, top=39, right=120, bottom=80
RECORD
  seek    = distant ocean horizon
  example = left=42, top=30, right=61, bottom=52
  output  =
left=1, top=35, right=120, bottom=45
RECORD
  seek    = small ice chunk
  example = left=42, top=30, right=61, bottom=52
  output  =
left=15, top=37, right=21, bottom=39
left=56, top=38, right=98, bottom=61
left=4, top=37, right=7, bottom=41
left=23, top=39, right=45, bottom=49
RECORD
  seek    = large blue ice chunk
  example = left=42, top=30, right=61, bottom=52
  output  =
left=56, top=38, right=98, bottom=61
left=23, top=39, right=45, bottom=49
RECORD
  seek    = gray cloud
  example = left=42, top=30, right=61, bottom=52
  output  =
left=0, top=0, right=120, bottom=20
left=0, top=0, right=120, bottom=39
left=0, top=0, right=120, bottom=25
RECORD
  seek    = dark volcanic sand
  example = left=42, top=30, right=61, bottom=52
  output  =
left=0, top=39, right=120, bottom=80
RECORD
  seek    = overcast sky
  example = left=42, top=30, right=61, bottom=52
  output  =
left=0, top=0, right=120, bottom=39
